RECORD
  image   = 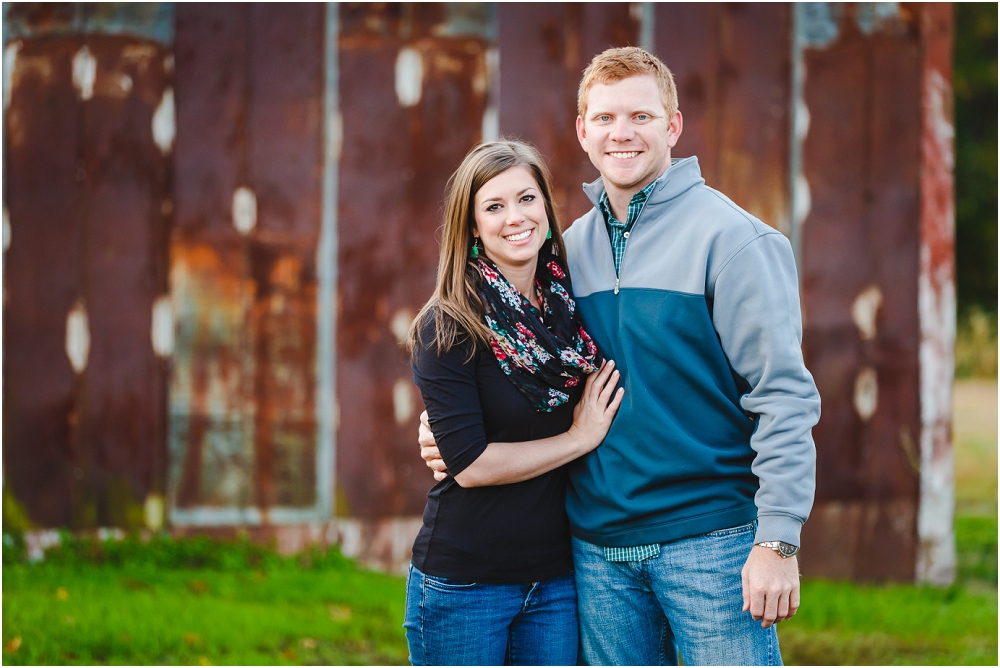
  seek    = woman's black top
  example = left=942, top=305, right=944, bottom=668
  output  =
left=410, top=315, right=581, bottom=584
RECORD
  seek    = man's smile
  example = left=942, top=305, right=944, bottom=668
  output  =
left=609, top=151, right=641, bottom=159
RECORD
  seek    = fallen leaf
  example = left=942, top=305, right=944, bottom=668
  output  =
left=184, top=633, right=201, bottom=645
left=198, top=656, right=212, bottom=666
left=327, top=604, right=352, bottom=622
left=186, top=579, right=209, bottom=594
left=299, top=638, right=318, bottom=649
left=56, top=587, right=70, bottom=600
left=5, top=637, right=21, bottom=653
left=280, top=649, right=297, bottom=660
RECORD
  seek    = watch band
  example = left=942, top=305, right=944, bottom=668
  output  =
left=755, top=540, right=799, bottom=558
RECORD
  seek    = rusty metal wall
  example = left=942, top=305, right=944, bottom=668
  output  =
left=336, top=3, right=493, bottom=518
left=796, top=2, right=954, bottom=583
left=3, top=4, right=171, bottom=528
left=170, top=3, right=324, bottom=524
left=2, top=2, right=955, bottom=582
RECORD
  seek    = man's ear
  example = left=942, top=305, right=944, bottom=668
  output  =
left=667, top=110, right=683, bottom=149
left=576, top=115, right=588, bottom=151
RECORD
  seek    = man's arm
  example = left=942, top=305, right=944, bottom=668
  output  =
left=710, top=231, right=820, bottom=626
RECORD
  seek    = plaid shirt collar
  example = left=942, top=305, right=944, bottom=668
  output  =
left=598, top=179, right=658, bottom=230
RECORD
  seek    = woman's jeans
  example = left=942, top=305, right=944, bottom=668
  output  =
left=403, top=565, right=578, bottom=666
left=573, top=521, right=782, bottom=666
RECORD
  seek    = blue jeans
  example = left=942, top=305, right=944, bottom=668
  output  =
left=403, top=565, right=578, bottom=665
left=573, top=521, right=782, bottom=666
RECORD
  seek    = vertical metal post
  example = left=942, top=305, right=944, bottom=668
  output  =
left=316, top=3, right=340, bottom=521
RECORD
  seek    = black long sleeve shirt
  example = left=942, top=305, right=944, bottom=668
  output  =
left=410, top=317, right=580, bottom=583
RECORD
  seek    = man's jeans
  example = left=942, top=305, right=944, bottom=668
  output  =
left=573, top=521, right=782, bottom=666
left=403, top=565, right=578, bottom=665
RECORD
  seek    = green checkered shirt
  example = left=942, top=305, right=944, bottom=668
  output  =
left=598, top=180, right=657, bottom=276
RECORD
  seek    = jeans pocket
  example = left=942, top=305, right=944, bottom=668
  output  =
left=423, top=574, right=479, bottom=591
left=704, top=520, right=756, bottom=539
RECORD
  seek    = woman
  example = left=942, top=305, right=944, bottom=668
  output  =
left=403, top=139, right=624, bottom=666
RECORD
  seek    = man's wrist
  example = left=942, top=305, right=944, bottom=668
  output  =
left=754, top=540, right=799, bottom=558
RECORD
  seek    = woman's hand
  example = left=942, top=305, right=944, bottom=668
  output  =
left=567, top=360, right=624, bottom=454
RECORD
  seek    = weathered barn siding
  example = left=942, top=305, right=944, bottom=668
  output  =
left=3, top=2, right=955, bottom=583
left=3, top=6, right=171, bottom=529
left=170, top=3, right=325, bottom=523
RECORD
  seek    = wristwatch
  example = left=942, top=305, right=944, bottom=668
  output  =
left=755, top=541, right=799, bottom=558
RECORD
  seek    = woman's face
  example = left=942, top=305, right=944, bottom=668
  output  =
left=472, top=165, right=549, bottom=277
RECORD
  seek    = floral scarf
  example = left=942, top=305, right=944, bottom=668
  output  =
left=475, top=254, right=601, bottom=412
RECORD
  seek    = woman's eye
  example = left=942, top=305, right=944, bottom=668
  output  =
left=486, top=203, right=501, bottom=212
left=521, top=194, right=536, bottom=203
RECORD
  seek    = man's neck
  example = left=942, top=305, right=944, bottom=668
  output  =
left=603, top=163, right=672, bottom=222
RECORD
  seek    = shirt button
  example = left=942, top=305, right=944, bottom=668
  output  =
left=623, top=232, right=630, bottom=238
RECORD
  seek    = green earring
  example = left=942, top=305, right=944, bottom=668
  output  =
left=546, top=228, right=552, bottom=240
left=470, top=237, right=480, bottom=259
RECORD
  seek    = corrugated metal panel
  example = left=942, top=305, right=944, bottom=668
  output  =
left=498, top=3, right=639, bottom=225
left=4, top=38, right=83, bottom=526
left=3, top=29, right=170, bottom=528
left=170, top=3, right=325, bottom=522
left=797, top=2, right=926, bottom=581
left=336, top=2, right=492, bottom=518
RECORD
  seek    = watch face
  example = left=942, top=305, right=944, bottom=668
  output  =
left=778, top=542, right=799, bottom=557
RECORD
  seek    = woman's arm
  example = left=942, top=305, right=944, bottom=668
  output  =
left=451, top=361, right=623, bottom=488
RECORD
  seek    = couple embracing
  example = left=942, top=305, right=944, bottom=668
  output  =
left=403, top=47, right=820, bottom=666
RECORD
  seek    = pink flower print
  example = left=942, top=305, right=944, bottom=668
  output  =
left=547, top=261, right=566, bottom=279
left=565, top=376, right=580, bottom=387
left=490, top=339, right=507, bottom=361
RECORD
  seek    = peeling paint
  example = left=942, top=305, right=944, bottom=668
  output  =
left=797, top=2, right=842, bottom=49
left=480, top=47, right=500, bottom=142
left=390, top=308, right=415, bottom=344
left=72, top=45, right=96, bottom=101
left=792, top=173, right=811, bottom=230
left=2, top=207, right=10, bottom=252
left=65, top=300, right=91, bottom=374
left=152, top=87, right=175, bottom=155
left=393, top=378, right=414, bottom=426
left=856, top=3, right=901, bottom=36
left=151, top=295, right=174, bottom=357
left=144, top=494, right=165, bottom=530
left=853, top=367, right=878, bottom=421
left=117, top=72, right=133, bottom=93
left=851, top=285, right=883, bottom=340
left=3, top=41, right=19, bottom=110
left=232, top=187, right=257, bottom=234
left=395, top=47, right=423, bottom=107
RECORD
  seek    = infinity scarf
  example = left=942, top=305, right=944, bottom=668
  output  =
left=475, top=254, right=601, bottom=412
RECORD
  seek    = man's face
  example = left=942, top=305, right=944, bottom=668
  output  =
left=576, top=74, right=682, bottom=196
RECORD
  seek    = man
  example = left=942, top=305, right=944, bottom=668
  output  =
left=419, top=47, right=820, bottom=666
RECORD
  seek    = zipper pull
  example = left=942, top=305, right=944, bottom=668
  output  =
left=614, top=278, right=620, bottom=295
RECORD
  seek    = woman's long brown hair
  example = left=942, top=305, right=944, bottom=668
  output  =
left=406, top=139, right=570, bottom=358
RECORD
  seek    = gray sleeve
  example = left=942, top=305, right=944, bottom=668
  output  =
left=710, top=231, right=820, bottom=547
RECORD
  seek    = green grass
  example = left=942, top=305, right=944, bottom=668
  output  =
left=2, top=540, right=408, bottom=665
left=3, top=381, right=996, bottom=665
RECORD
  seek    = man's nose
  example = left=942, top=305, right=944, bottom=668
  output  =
left=610, top=118, right=633, bottom=141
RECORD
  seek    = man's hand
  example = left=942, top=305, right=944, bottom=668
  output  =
left=418, top=410, right=447, bottom=481
left=741, top=546, right=800, bottom=628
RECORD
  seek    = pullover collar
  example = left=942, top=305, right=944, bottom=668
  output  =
left=582, top=156, right=705, bottom=210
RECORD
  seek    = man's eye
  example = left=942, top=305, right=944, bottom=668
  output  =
left=636, top=114, right=649, bottom=121
left=598, top=115, right=611, bottom=122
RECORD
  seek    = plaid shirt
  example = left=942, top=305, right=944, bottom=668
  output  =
left=598, top=180, right=657, bottom=276
left=597, top=180, right=660, bottom=562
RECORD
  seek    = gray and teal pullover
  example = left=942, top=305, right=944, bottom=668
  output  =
left=562, top=156, right=820, bottom=548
